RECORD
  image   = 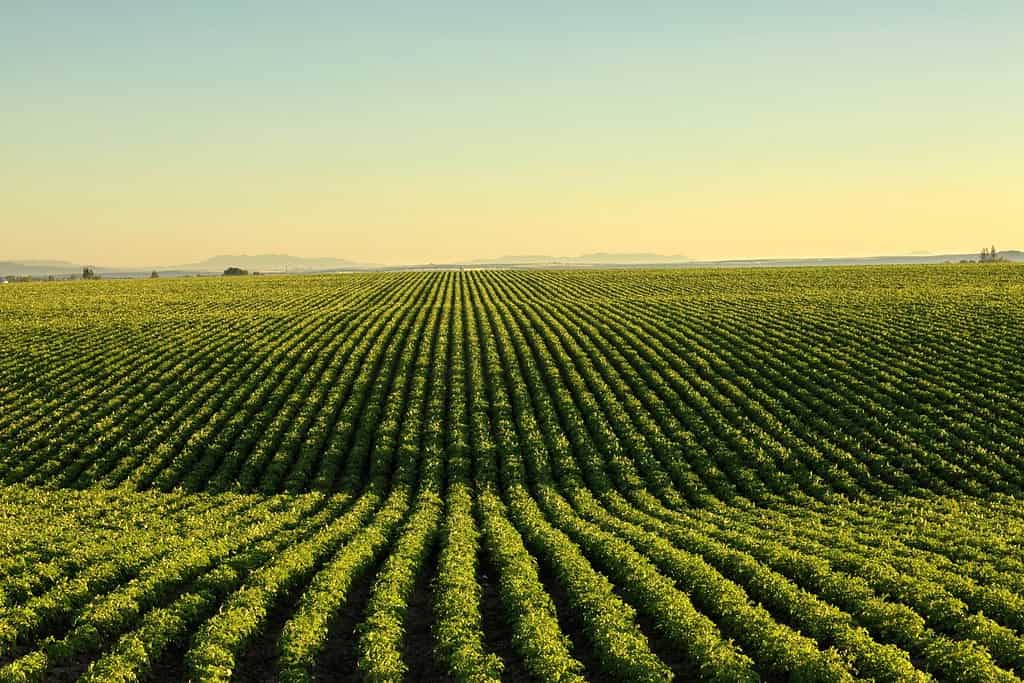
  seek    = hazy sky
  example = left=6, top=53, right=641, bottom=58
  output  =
left=3, top=2, right=1022, bottom=266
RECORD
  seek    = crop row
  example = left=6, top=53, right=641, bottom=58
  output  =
left=1, top=267, right=1023, bottom=680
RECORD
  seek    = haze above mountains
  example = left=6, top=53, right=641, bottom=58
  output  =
left=3, top=250, right=1022, bottom=278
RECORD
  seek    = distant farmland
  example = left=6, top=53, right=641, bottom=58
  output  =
left=2, top=266, right=1023, bottom=682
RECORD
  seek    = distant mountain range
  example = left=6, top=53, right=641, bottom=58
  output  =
left=676, top=251, right=1024, bottom=269
left=469, top=252, right=691, bottom=265
left=468, top=251, right=1024, bottom=267
left=0, top=254, right=376, bottom=278
left=3, top=250, right=1022, bottom=278
left=0, top=260, right=99, bottom=277
left=169, top=254, right=375, bottom=273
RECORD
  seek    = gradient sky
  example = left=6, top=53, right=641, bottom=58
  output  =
left=3, top=2, right=1022, bottom=266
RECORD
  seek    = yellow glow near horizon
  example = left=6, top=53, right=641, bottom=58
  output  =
left=2, top=4, right=1021, bottom=266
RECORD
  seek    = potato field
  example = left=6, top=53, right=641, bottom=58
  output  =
left=1, top=266, right=1023, bottom=682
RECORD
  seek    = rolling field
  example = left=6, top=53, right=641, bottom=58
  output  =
left=1, top=266, right=1024, bottom=682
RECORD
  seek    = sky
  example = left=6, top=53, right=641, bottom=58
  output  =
left=2, top=2, right=1022, bottom=267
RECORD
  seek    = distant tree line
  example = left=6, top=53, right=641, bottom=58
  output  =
left=979, top=245, right=1007, bottom=263
left=957, top=246, right=1009, bottom=264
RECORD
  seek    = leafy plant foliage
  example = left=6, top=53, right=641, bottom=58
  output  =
left=1, top=266, right=1023, bottom=681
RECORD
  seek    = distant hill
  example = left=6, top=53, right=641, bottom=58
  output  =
left=470, top=252, right=690, bottom=265
left=0, top=260, right=125, bottom=277
left=466, top=250, right=1024, bottom=268
left=3, top=250, right=1021, bottom=278
left=674, top=250, right=1024, bottom=269
left=0, top=254, right=375, bottom=278
left=170, top=254, right=376, bottom=273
